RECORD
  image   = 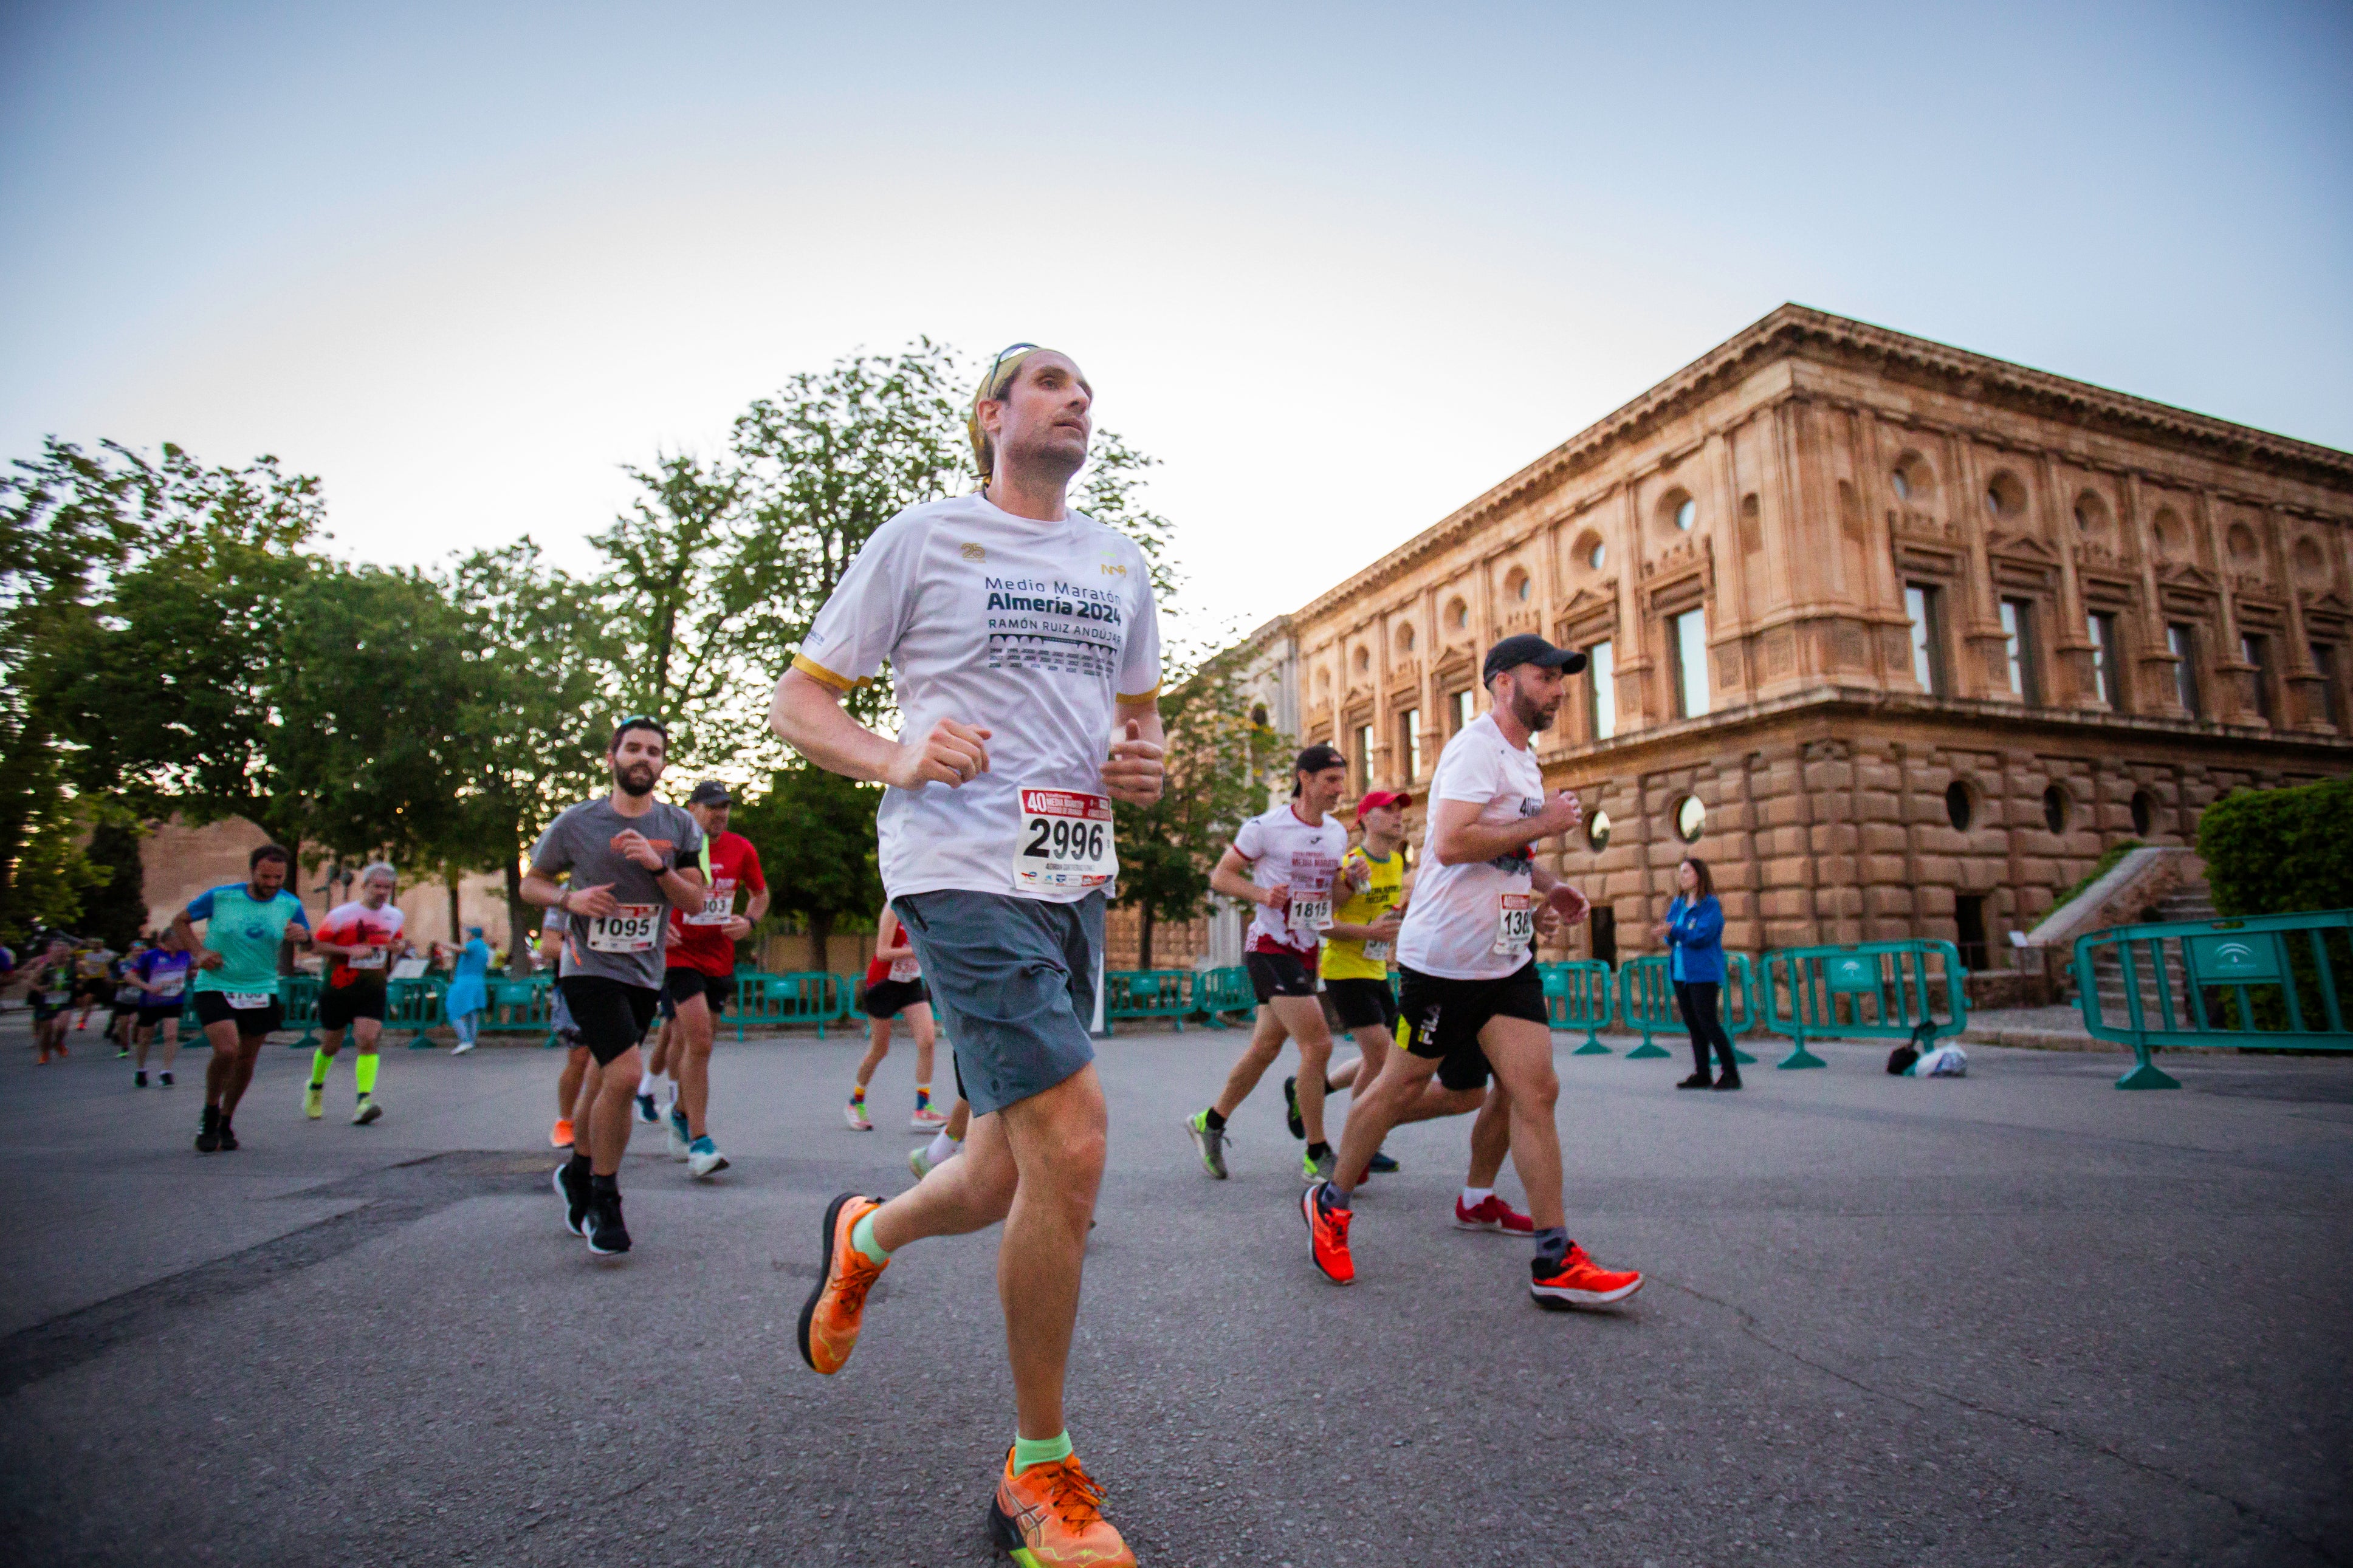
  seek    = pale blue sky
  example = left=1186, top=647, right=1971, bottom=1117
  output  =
left=4, top=1, right=2348, bottom=637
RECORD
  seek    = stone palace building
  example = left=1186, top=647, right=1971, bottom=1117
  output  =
left=1108, top=305, right=2353, bottom=974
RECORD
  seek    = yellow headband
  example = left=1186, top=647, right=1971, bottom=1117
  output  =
left=967, top=342, right=1045, bottom=478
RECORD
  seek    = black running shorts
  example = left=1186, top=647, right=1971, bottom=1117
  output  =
left=1245, top=950, right=1319, bottom=1004
left=320, top=981, right=388, bottom=1030
left=1398, top=962, right=1547, bottom=1092
left=558, top=974, right=660, bottom=1066
left=860, top=976, right=930, bottom=1020
left=193, top=990, right=284, bottom=1037
left=136, top=1004, right=182, bottom=1030
left=1321, top=976, right=1398, bottom=1034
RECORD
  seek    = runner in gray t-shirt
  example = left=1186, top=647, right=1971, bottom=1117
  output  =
left=521, top=716, right=707, bottom=1257
left=531, top=796, right=705, bottom=991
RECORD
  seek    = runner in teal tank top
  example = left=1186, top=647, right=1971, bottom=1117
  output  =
left=171, top=844, right=313, bottom=1154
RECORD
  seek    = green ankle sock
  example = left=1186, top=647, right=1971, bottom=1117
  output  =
left=850, top=1210, right=891, bottom=1267
left=1013, top=1430, right=1073, bottom=1474
left=307, top=1048, right=331, bottom=1091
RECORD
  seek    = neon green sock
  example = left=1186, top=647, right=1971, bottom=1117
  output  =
left=307, top=1048, right=331, bottom=1091
left=354, top=1054, right=379, bottom=1098
left=850, top=1210, right=891, bottom=1267
left=1013, top=1431, right=1073, bottom=1474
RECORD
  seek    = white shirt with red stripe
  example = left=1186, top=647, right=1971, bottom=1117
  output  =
left=1232, top=803, right=1348, bottom=958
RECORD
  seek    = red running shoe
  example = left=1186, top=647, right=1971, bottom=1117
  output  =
left=1530, top=1242, right=1643, bottom=1307
left=1300, top=1183, right=1355, bottom=1286
left=1454, top=1193, right=1534, bottom=1234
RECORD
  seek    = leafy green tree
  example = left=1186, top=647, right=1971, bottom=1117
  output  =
left=1113, top=643, right=1288, bottom=968
left=439, top=541, right=614, bottom=965
left=80, top=810, right=149, bottom=947
left=730, top=764, right=885, bottom=974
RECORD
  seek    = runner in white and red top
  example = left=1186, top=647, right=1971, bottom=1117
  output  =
left=659, top=779, right=768, bottom=1179
left=304, top=864, right=411, bottom=1126
left=1188, top=744, right=1355, bottom=1184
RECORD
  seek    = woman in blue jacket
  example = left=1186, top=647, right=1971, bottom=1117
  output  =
left=442, top=926, right=491, bottom=1055
left=1655, top=857, right=1740, bottom=1091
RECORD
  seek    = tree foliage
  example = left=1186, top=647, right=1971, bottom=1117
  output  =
left=2199, top=778, right=2353, bottom=917
left=729, top=764, right=885, bottom=974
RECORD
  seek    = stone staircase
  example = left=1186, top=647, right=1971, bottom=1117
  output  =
left=2077, top=878, right=2216, bottom=1020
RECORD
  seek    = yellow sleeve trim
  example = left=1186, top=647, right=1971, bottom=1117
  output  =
left=791, top=652, right=859, bottom=693
left=1115, top=685, right=1162, bottom=705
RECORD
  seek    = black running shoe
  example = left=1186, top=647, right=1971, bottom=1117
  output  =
left=1283, top=1075, right=1304, bottom=1141
left=134, top=1070, right=148, bottom=1088
left=554, top=1161, right=589, bottom=1236
left=216, top=1118, right=239, bottom=1152
left=586, top=1191, right=631, bottom=1256
left=159, top=1070, right=174, bottom=1087
left=1367, top=1149, right=1401, bottom=1174
left=196, top=1104, right=221, bottom=1154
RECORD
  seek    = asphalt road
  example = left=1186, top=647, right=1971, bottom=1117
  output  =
left=2, top=1010, right=2348, bottom=1567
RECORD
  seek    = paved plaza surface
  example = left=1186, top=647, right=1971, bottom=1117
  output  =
left=2, top=1011, right=2348, bottom=1568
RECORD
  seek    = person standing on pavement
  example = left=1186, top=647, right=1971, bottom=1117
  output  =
left=442, top=927, right=490, bottom=1053
left=772, top=343, right=1162, bottom=1566
left=1657, top=857, right=1740, bottom=1091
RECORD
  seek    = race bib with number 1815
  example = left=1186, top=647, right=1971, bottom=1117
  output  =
left=1014, top=788, right=1116, bottom=891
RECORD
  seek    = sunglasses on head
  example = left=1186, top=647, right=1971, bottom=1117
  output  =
left=615, top=714, right=669, bottom=739
left=981, top=342, right=1040, bottom=400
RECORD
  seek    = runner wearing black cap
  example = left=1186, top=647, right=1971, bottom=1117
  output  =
left=1285, top=786, right=1411, bottom=1174
left=1187, top=744, right=1354, bottom=1183
left=1304, top=634, right=1644, bottom=1309
left=661, top=779, right=766, bottom=1179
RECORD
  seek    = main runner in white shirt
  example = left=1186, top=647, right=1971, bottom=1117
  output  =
left=771, top=344, right=1161, bottom=1568
left=1187, top=744, right=1353, bottom=1183
left=1305, top=634, right=1644, bottom=1310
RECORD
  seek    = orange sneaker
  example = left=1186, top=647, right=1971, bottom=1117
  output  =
left=549, top=1117, right=574, bottom=1149
left=1300, top=1183, right=1354, bottom=1286
left=988, top=1448, right=1136, bottom=1567
left=796, top=1192, right=885, bottom=1374
left=1530, top=1242, right=1643, bottom=1307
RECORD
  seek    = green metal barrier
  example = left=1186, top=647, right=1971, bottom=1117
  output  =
left=1539, top=961, right=1616, bottom=1054
left=279, top=974, right=322, bottom=1049
left=1106, top=970, right=1192, bottom=1030
left=396, top=976, right=448, bottom=1047
left=1610, top=955, right=1760, bottom=1064
left=2073, top=909, right=2353, bottom=1090
left=481, top=976, right=554, bottom=1033
left=1191, top=967, right=1255, bottom=1028
left=1760, top=940, right=1968, bottom=1069
left=735, top=971, right=848, bottom=1038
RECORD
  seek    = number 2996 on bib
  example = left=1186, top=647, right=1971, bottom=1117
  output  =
left=1015, top=788, right=1117, bottom=891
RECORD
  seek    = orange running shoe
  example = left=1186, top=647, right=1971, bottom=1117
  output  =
left=988, top=1448, right=1136, bottom=1567
left=797, top=1192, right=885, bottom=1374
left=1300, top=1183, right=1355, bottom=1286
left=549, top=1117, right=574, bottom=1149
left=1530, top=1242, right=1643, bottom=1307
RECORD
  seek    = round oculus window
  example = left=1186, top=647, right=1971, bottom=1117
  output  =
left=1945, top=781, right=1973, bottom=832
left=1674, top=499, right=1697, bottom=532
left=1586, top=810, right=1612, bottom=852
left=1673, top=795, right=1705, bottom=843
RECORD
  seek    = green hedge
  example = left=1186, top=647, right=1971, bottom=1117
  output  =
left=2198, top=778, right=2353, bottom=918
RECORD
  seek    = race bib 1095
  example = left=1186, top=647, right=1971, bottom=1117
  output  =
left=588, top=905, right=661, bottom=953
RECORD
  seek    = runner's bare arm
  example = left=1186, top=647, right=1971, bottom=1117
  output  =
left=1325, top=908, right=1405, bottom=943
left=169, top=911, right=218, bottom=970
left=1530, top=863, right=1591, bottom=923
left=771, top=669, right=991, bottom=789
left=523, top=868, right=619, bottom=919
left=655, top=863, right=705, bottom=911
left=1101, top=708, right=1166, bottom=806
left=1427, top=791, right=1583, bottom=866
left=1209, top=845, right=1285, bottom=908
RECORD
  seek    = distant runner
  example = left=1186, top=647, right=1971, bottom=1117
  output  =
left=1285, top=787, right=1412, bottom=1176
left=304, top=863, right=409, bottom=1126
left=130, top=931, right=193, bottom=1089
left=174, top=845, right=314, bottom=1154
left=1187, top=745, right=1352, bottom=1183
left=538, top=903, right=589, bottom=1149
left=848, top=902, right=947, bottom=1133
left=660, top=778, right=767, bottom=1179
left=26, top=936, right=75, bottom=1064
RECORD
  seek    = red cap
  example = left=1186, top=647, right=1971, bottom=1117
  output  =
left=1356, top=790, right=1412, bottom=820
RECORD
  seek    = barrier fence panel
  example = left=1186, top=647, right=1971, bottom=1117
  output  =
left=482, top=976, right=554, bottom=1033
left=2073, top=909, right=2353, bottom=1090
left=394, top=977, right=447, bottom=1046
left=735, top=971, right=848, bottom=1037
left=1760, top=940, right=1968, bottom=1069
left=1539, top=961, right=1616, bottom=1053
left=1106, top=970, right=1192, bottom=1030
left=1191, top=967, right=1255, bottom=1029
left=279, top=975, right=322, bottom=1049
left=1612, top=959, right=1678, bottom=1058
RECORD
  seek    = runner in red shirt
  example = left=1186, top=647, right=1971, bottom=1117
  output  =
left=661, top=779, right=768, bottom=1178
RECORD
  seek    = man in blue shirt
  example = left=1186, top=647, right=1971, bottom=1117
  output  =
left=173, top=844, right=314, bottom=1153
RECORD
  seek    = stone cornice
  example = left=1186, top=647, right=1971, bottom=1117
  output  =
left=1288, top=304, right=2353, bottom=629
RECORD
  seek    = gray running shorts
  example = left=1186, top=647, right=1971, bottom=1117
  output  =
left=891, top=889, right=1102, bottom=1118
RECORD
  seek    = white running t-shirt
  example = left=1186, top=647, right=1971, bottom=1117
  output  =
left=793, top=492, right=1163, bottom=903
left=1395, top=713, right=1549, bottom=981
left=1231, top=804, right=1350, bottom=957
